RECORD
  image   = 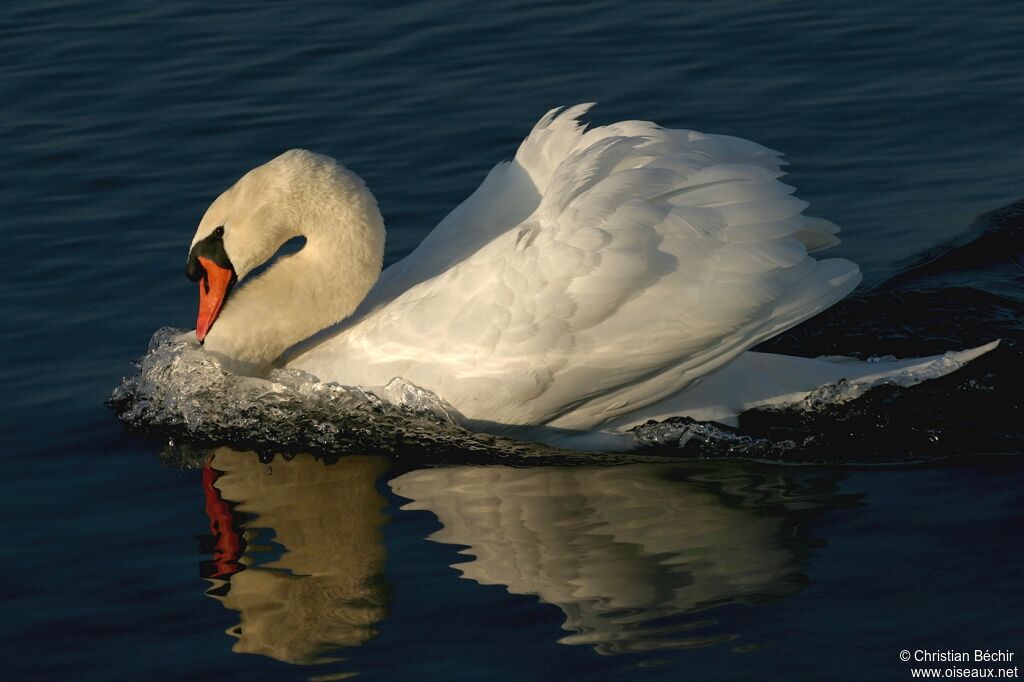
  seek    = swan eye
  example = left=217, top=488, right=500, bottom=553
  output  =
left=187, top=225, right=234, bottom=282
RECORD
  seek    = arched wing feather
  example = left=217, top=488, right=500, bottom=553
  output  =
left=289, top=106, right=861, bottom=429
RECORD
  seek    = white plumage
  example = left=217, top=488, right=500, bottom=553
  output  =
left=189, top=104, right=996, bottom=449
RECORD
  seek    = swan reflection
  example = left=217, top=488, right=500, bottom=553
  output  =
left=198, top=450, right=845, bottom=664
left=200, top=449, right=390, bottom=665
left=392, top=464, right=843, bottom=654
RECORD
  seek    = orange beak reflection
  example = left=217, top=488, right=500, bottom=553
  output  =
left=196, top=256, right=236, bottom=342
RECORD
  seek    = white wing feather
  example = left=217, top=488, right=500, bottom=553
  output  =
left=288, top=106, right=861, bottom=429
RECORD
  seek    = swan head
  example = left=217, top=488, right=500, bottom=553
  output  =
left=187, top=149, right=385, bottom=365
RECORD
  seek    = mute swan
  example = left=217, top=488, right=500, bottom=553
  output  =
left=186, top=104, right=996, bottom=449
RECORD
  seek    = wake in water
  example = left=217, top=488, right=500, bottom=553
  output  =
left=109, top=200, right=1024, bottom=465
left=108, top=327, right=564, bottom=463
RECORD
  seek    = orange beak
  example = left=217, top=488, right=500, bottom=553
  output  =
left=196, top=256, right=236, bottom=342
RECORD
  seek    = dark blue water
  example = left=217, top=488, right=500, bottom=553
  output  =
left=2, top=1, right=1023, bottom=680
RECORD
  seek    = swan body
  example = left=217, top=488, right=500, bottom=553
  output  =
left=187, top=104, right=996, bottom=448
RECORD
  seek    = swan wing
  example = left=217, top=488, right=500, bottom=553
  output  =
left=289, top=106, right=861, bottom=429
left=345, top=104, right=598, bottom=312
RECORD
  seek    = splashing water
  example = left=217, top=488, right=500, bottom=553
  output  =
left=108, top=327, right=555, bottom=462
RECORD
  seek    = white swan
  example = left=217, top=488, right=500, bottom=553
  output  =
left=186, top=104, right=996, bottom=449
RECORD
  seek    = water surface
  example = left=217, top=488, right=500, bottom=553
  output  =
left=2, top=0, right=1022, bottom=679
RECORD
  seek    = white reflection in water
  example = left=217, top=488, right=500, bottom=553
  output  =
left=392, top=464, right=838, bottom=654
left=200, top=450, right=843, bottom=665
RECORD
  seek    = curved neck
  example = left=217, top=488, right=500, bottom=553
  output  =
left=203, top=174, right=385, bottom=374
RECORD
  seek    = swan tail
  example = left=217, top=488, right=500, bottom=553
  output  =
left=609, top=340, right=1001, bottom=429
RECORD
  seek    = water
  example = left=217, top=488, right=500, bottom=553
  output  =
left=2, top=1, right=1023, bottom=680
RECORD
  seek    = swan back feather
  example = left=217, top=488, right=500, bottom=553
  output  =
left=288, top=107, right=862, bottom=430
